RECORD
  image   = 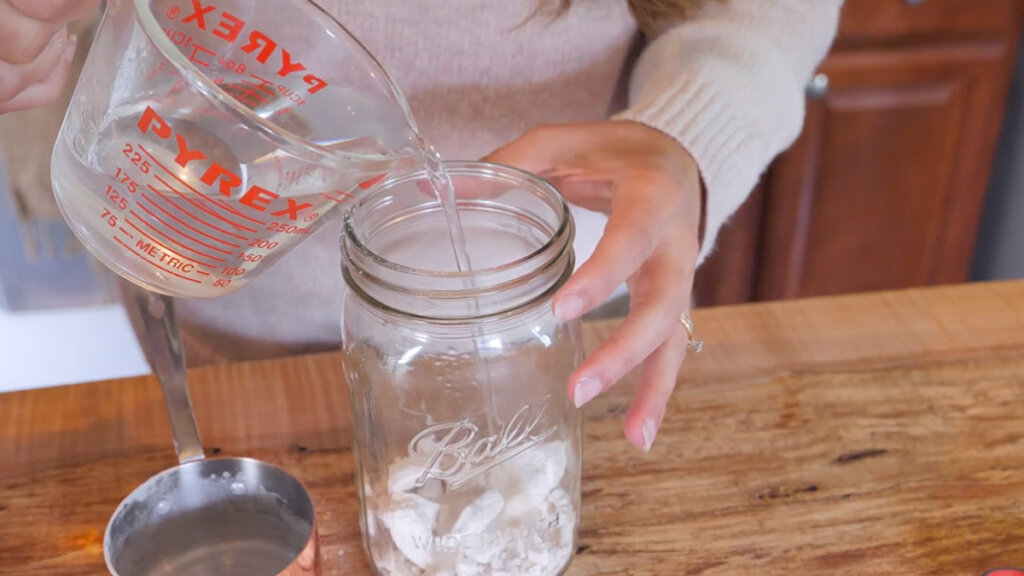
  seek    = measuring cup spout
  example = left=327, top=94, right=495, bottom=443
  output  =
left=120, top=279, right=204, bottom=464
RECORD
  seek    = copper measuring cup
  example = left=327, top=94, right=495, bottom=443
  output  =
left=104, top=282, right=319, bottom=575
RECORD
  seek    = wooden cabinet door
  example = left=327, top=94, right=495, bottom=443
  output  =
left=693, top=185, right=763, bottom=307
left=757, top=40, right=1017, bottom=300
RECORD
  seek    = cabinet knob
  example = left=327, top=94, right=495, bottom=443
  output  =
left=806, top=73, right=829, bottom=99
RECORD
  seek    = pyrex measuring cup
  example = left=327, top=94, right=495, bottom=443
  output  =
left=52, top=0, right=421, bottom=298
left=106, top=280, right=319, bottom=575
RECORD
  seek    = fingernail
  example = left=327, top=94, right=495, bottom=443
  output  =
left=641, top=417, right=658, bottom=453
left=554, top=294, right=584, bottom=322
left=573, top=377, right=602, bottom=408
left=46, top=30, right=66, bottom=51
left=538, top=166, right=567, bottom=179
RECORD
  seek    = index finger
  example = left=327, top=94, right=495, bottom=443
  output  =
left=552, top=177, right=678, bottom=321
left=482, top=124, right=597, bottom=175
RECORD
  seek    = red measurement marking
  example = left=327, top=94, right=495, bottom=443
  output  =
left=114, top=236, right=201, bottom=284
left=152, top=173, right=257, bottom=233
left=205, top=195, right=265, bottom=226
left=205, top=195, right=258, bottom=225
left=209, top=197, right=234, bottom=211
left=138, top=144, right=266, bottom=226
left=135, top=202, right=233, bottom=256
left=119, top=226, right=134, bottom=239
left=196, top=270, right=211, bottom=276
left=125, top=216, right=222, bottom=266
left=358, top=174, right=386, bottom=190
left=235, top=76, right=276, bottom=108
left=139, top=193, right=240, bottom=248
left=148, top=184, right=249, bottom=240
left=320, top=191, right=353, bottom=203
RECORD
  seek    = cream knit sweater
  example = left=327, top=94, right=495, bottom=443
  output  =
left=178, top=0, right=843, bottom=364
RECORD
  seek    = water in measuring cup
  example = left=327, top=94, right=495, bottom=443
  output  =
left=114, top=496, right=312, bottom=576
left=53, top=96, right=474, bottom=297
left=55, top=110, right=335, bottom=296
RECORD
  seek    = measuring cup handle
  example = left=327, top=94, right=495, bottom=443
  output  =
left=119, top=279, right=205, bottom=464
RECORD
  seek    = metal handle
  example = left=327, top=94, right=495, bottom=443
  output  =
left=119, top=279, right=205, bottom=464
left=806, top=73, right=829, bottom=99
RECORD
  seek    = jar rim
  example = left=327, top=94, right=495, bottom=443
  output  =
left=340, top=256, right=574, bottom=324
left=342, top=161, right=571, bottom=279
left=341, top=161, right=576, bottom=322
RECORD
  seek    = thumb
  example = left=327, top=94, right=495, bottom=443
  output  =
left=11, top=0, right=102, bottom=22
left=482, top=124, right=594, bottom=174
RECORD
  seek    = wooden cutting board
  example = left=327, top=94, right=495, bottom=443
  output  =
left=2, top=281, right=1024, bottom=574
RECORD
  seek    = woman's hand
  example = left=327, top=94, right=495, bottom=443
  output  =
left=485, top=120, right=703, bottom=452
left=0, top=0, right=98, bottom=114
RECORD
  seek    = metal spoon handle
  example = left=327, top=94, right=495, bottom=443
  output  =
left=119, top=279, right=204, bottom=464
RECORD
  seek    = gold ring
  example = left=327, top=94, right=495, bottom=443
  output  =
left=679, top=312, right=703, bottom=353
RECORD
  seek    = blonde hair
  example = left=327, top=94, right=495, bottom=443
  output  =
left=546, top=0, right=722, bottom=34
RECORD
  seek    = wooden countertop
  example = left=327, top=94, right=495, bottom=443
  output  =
left=3, top=281, right=1024, bottom=575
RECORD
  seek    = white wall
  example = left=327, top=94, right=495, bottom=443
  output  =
left=0, top=152, right=148, bottom=392
left=0, top=304, right=148, bottom=392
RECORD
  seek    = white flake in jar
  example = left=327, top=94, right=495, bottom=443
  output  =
left=452, top=490, right=505, bottom=536
left=371, top=439, right=576, bottom=575
left=491, top=440, right=567, bottom=506
left=379, top=492, right=440, bottom=570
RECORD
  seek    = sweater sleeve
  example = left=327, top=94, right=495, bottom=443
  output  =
left=614, top=0, right=843, bottom=263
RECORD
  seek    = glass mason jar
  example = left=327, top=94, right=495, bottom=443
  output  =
left=341, top=161, right=584, bottom=576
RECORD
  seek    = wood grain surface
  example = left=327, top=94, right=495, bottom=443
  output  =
left=3, top=281, right=1024, bottom=575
